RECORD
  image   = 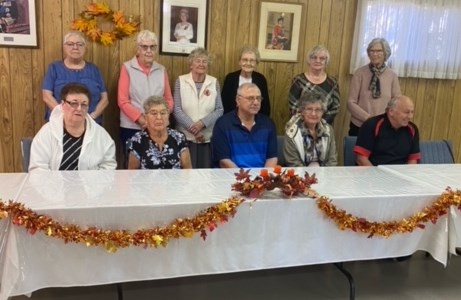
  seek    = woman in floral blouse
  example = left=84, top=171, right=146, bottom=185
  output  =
left=127, top=96, right=191, bottom=169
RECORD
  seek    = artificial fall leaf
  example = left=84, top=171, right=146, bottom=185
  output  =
left=99, top=32, right=115, bottom=46
left=86, top=19, right=98, bottom=30
left=116, top=22, right=137, bottom=36
left=200, top=229, right=207, bottom=240
left=87, top=2, right=110, bottom=15
left=357, top=218, right=368, bottom=224
left=112, top=10, right=125, bottom=23
left=86, top=28, right=102, bottom=41
left=208, top=222, right=216, bottom=232
left=0, top=210, right=8, bottom=219
left=220, top=215, right=229, bottom=223
left=438, top=210, right=448, bottom=217
left=182, top=230, right=194, bottom=238
left=151, top=234, right=163, bottom=246
left=71, top=18, right=88, bottom=31
left=104, top=241, right=117, bottom=253
left=234, top=168, right=251, bottom=181
left=12, top=216, right=22, bottom=225
left=304, top=172, right=318, bottom=185
left=217, top=202, right=230, bottom=213
left=249, top=188, right=264, bottom=199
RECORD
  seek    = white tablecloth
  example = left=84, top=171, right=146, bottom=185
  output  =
left=381, top=164, right=461, bottom=253
left=0, top=173, right=27, bottom=286
left=0, top=166, right=458, bottom=299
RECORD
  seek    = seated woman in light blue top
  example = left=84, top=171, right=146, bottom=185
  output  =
left=127, top=96, right=192, bottom=169
left=42, top=31, right=108, bottom=124
left=283, top=93, right=337, bottom=167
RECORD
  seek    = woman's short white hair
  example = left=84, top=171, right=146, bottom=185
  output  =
left=136, top=30, right=158, bottom=45
left=63, top=31, right=86, bottom=45
left=188, top=47, right=212, bottom=65
left=306, top=45, right=330, bottom=65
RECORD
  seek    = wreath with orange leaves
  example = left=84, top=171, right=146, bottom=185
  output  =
left=71, top=2, right=140, bottom=46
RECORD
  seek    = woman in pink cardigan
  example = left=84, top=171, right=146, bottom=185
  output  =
left=117, top=30, right=174, bottom=165
left=347, top=38, right=401, bottom=136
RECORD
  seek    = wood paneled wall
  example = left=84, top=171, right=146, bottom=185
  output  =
left=1, top=0, right=460, bottom=172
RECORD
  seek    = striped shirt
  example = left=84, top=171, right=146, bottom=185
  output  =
left=59, top=129, right=85, bottom=170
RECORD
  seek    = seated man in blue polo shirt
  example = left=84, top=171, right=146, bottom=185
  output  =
left=354, top=95, right=421, bottom=166
left=211, top=82, right=278, bottom=168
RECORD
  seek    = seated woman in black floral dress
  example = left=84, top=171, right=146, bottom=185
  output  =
left=127, top=96, right=192, bottom=169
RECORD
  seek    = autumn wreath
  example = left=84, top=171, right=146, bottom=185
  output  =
left=71, top=2, right=140, bottom=46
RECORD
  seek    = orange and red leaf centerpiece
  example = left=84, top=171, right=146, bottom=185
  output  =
left=232, top=166, right=318, bottom=198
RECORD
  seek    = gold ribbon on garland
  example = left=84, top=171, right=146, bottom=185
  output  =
left=316, top=188, right=461, bottom=238
left=0, top=197, right=244, bottom=253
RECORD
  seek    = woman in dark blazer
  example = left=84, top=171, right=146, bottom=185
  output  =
left=221, top=46, right=271, bottom=116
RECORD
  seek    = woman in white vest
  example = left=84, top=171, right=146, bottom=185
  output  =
left=118, top=30, right=174, bottom=166
left=173, top=47, right=224, bottom=168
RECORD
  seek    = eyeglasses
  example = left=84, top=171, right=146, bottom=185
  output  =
left=64, top=42, right=85, bottom=48
left=193, top=58, right=209, bottom=64
left=303, top=107, right=323, bottom=114
left=147, top=110, right=169, bottom=117
left=310, top=55, right=327, bottom=62
left=238, top=95, right=263, bottom=102
left=63, top=100, right=89, bottom=110
left=369, top=49, right=384, bottom=54
left=241, top=58, right=257, bottom=64
left=139, top=44, right=158, bottom=51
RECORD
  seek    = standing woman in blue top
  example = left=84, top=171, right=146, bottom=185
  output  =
left=221, top=46, right=271, bottom=116
left=42, top=31, right=108, bottom=124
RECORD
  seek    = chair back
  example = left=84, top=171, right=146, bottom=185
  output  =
left=343, top=136, right=357, bottom=166
left=21, top=137, right=33, bottom=172
left=277, top=135, right=286, bottom=167
left=419, top=140, right=454, bottom=164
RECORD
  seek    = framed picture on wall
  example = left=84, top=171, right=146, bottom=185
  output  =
left=0, top=0, right=37, bottom=47
left=257, top=1, right=303, bottom=62
left=160, top=0, right=208, bottom=55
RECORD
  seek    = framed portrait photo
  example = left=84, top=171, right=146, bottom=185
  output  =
left=160, top=0, right=208, bottom=55
left=257, top=1, right=303, bottom=62
left=0, top=0, right=37, bottom=47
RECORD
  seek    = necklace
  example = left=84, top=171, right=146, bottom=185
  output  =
left=305, top=71, right=326, bottom=84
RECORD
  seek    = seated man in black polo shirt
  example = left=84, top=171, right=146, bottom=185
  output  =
left=353, top=95, right=421, bottom=166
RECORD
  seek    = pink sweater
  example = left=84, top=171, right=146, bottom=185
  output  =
left=347, top=64, right=401, bottom=127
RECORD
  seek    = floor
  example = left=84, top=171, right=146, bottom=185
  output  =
left=11, top=251, right=461, bottom=300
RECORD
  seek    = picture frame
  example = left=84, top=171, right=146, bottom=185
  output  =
left=0, top=0, right=37, bottom=47
left=257, top=1, right=303, bottom=62
left=160, top=0, right=208, bottom=55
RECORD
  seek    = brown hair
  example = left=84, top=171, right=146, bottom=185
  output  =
left=60, top=83, right=91, bottom=104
